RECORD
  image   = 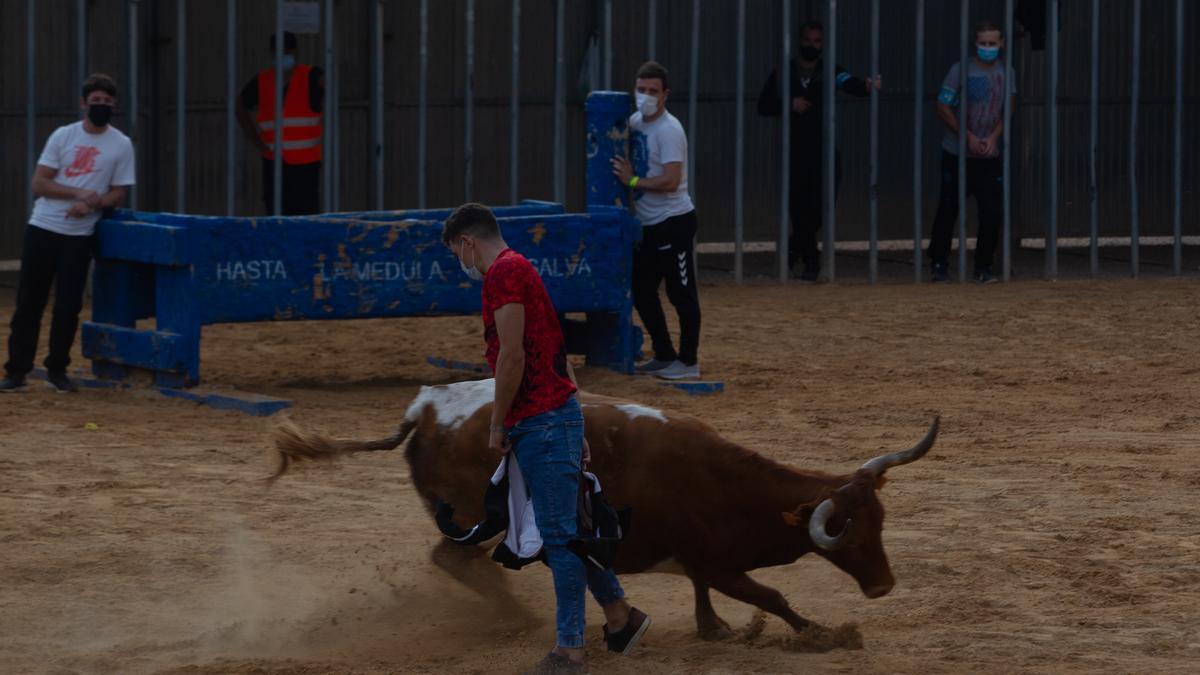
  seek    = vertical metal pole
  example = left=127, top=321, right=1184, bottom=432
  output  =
left=372, top=0, right=384, bottom=210
left=226, top=0, right=236, bottom=215
left=956, top=0, right=967, bottom=282
left=1172, top=0, right=1184, bottom=276
left=418, top=0, right=428, bottom=209
left=688, top=0, right=700, bottom=206
left=553, top=0, right=565, bottom=204
left=648, top=0, right=657, bottom=61
left=465, top=0, right=475, bottom=202
left=868, top=0, right=879, bottom=283
left=179, top=0, right=188, bottom=213
left=129, top=0, right=140, bottom=209
left=510, top=0, right=520, bottom=204
left=26, top=0, right=36, bottom=218
left=779, top=0, right=791, bottom=282
left=823, top=0, right=837, bottom=282
left=77, top=0, right=87, bottom=93
left=913, top=0, right=924, bottom=282
left=323, top=0, right=334, bottom=213
left=1129, top=0, right=1141, bottom=277
left=1002, top=0, right=1013, bottom=281
left=1088, top=0, right=1100, bottom=276
left=734, top=0, right=745, bottom=283
left=1046, top=0, right=1059, bottom=279
left=603, top=0, right=612, bottom=91
left=273, top=0, right=284, bottom=216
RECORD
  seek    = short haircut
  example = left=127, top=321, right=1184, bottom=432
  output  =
left=269, top=31, right=298, bottom=52
left=636, top=61, right=670, bottom=91
left=975, top=20, right=1002, bottom=38
left=800, top=20, right=825, bottom=37
left=443, top=203, right=501, bottom=245
left=81, top=73, right=118, bottom=99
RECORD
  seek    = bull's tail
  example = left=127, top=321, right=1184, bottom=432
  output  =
left=266, top=419, right=417, bottom=484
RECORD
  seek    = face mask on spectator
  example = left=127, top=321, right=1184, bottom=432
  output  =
left=280, top=54, right=296, bottom=70
left=459, top=240, right=483, bottom=281
left=635, top=92, right=659, bottom=117
left=87, top=104, right=113, bottom=127
left=976, top=45, right=1000, bottom=63
left=799, top=45, right=822, bottom=61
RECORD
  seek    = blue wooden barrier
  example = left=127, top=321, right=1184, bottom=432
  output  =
left=83, top=201, right=641, bottom=388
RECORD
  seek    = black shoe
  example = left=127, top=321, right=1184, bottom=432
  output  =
left=930, top=262, right=950, bottom=283
left=46, top=372, right=78, bottom=393
left=974, top=267, right=999, bottom=284
left=0, top=375, right=27, bottom=393
left=603, top=607, right=652, bottom=655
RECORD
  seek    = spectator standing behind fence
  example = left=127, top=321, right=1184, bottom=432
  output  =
left=236, top=31, right=325, bottom=216
left=928, top=21, right=1016, bottom=284
left=1, top=74, right=135, bottom=394
left=610, top=62, right=702, bottom=381
left=757, top=20, right=881, bottom=282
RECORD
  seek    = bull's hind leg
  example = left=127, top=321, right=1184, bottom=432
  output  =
left=710, top=572, right=811, bottom=632
left=691, top=578, right=736, bottom=640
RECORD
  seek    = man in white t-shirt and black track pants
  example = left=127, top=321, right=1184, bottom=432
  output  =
left=610, top=61, right=701, bottom=381
left=1, top=74, right=136, bottom=394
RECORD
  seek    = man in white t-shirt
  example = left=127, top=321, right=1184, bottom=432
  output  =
left=610, top=61, right=701, bottom=381
left=1, top=74, right=136, bottom=394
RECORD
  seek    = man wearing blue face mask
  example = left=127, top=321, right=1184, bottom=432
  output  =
left=236, top=32, right=326, bottom=215
left=928, top=20, right=1017, bottom=284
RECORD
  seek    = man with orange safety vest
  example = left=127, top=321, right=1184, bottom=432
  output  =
left=236, top=32, right=325, bottom=215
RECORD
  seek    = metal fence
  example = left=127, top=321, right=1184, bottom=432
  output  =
left=2, top=0, right=1196, bottom=281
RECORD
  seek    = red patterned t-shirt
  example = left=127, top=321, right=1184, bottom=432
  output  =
left=482, top=248, right=577, bottom=427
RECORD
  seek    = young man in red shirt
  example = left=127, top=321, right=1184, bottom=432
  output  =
left=443, top=203, right=650, bottom=673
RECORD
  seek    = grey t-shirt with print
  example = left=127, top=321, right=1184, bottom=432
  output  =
left=939, top=59, right=1016, bottom=158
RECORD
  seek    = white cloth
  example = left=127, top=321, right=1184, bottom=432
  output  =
left=30, top=122, right=136, bottom=237
left=490, top=456, right=605, bottom=562
left=628, top=110, right=694, bottom=226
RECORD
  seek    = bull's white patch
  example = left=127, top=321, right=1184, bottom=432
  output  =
left=404, top=378, right=495, bottom=429
left=615, top=403, right=667, bottom=423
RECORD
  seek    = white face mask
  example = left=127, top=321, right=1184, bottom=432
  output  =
left=635, top=92, right=659, bottom=117
left=281, top=54, right=296, bottom=70
left=459, top=240, right=483, bottom=281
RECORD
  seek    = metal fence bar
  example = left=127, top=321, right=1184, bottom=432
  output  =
left=778, top=0, right=791, bottom=282
left=956, top=0, right=967, bottom=282
left=77, top=0, right=87, bottom=95
left=1172, top=0, right=1184, bottom=275
left=1129, top=0, right=1141, bottom=277
left=129, top=0, right=140, bottom=209
left=1046, top=0, right=1059, bottom=279
left=688, top=0, right=700, bottom=206
left=26, top=0, right=35, bottom=218
left=418, top=0, right=428, bottom=208
left=1088, top=0, right=1099, bottom=276
left=734, top=0, right=745, bottom=283
left=603, top=0, right=612, bottom=91
left=273, top=0, right=283, bottom=215
left=372, top=0, right=384, bottom=210
left=510, top=0, right=520, bottom=204
left=553, top=0, right=565, bottom=204
left=868, top=0, right=879, bottom=283
left=226, top=0, right=236, bottom=215
left=648, top=0, right=657, bottom=61
left=913, top=0, right=924, bottom=282
left=823, top=0, right=837, bottom=282
left=465, top=0, right=475, bottom=201
left=1002, top=0, right=1013, bottom=281
left=323, top=0, right=333, bottom=213
left=179, top=0, right=189, bottom=213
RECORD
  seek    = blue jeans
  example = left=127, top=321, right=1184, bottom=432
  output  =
left=508, top=396, right=626, bottom=649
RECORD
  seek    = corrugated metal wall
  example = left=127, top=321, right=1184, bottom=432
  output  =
left=2, top=0, right=1196, bottom=261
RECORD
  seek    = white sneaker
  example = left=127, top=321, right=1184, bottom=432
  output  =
left=655, top=361, right=700, bottom=380
left=635, top=358, right=672, bottom=375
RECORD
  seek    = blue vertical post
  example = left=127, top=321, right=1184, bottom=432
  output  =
left=418, top=0, right=428, bottom=208
left=1002, top=0, right=1013, bottom=281
left=26, top=0, right=36, bottom=219
left=913, top=0, right=924, bottom=282
left=956, top=0, right=968, bottom=283
left=1172, top=0, right=1183, bottom=276
left=1046, top=0, right=1059, bottom=280
left=323, top=0, right=334, bottom=213
left=585, top=92, right=631, bottom=210
left=129, top=0, right=140, bottom=209
left=510, top=0, right=521, bottom=204
left=273, top=0, right=283, bottom=215
left=372, top=0, right=384, bottom=211
left=554, top=0, right=566, bottom=204
left=823, top=0, right=837, bottom=281
left=1089, top=0, right=1099, bottom=276
left=648, top=0, right=657, bottom=61
left=734, top=0, right=745, bottom=283
left=180, top=0, right=189, bottom=213
left=465, top=0, right=475, bottom=201
left=226, top=0, right=236, bottom=215
left=1130, top=0, right=1141, bottom=277
left=868, top=0, right=879, bottom=283
left=779, top=0, right=790, bottom=282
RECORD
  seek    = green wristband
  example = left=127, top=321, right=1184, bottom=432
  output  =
left=629, top=175, right=639, bottom=189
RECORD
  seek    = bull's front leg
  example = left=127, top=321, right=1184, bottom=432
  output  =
left=690, top=577, right=735, bottom=640
left=709, top=572, right=812, bottom=632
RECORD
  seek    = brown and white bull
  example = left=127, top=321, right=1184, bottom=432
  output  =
left=272, top=379, right=939, bottom=639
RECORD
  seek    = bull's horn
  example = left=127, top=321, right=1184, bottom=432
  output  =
left=808, top=499, right=850, bottom=551
left=860, top=416, right=940, bottom=476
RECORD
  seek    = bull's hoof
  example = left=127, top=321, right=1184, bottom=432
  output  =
left=698, top=621, right=736, bottom=641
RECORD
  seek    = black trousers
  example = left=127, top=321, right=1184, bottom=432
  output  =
left=788, top=151, right=841, bottom=269
left=261, top=159, right=322, bottom=215
left=632, top=210, right=701, bottom=366
left=928, top=150, right=1004, bottom=271
left=5, top=225, right=95, bottom=378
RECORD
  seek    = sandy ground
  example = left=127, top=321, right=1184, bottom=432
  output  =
left=2, top=277, right=1200, bottom=675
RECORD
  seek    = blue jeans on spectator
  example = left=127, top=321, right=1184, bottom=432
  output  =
left=508, top=395, right=626, bottom=649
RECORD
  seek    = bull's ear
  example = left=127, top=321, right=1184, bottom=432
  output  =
left=874, top=474, right=888, bottom=491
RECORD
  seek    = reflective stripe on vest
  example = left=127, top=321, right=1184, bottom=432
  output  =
left=256, top=64, right=323, bottom=164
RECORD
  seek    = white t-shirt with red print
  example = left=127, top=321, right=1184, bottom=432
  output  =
left=30, top=121, right=136, bottom=237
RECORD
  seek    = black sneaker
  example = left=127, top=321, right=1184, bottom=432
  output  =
left=0, top=375, right=27, bottom=393
left=46, top=372, right=79, bottom=393
left=974, top=267, right=999, bottom=284
left=930, top=262, right=950, bottom=283
left=603, top=607, right=651, bottom=655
